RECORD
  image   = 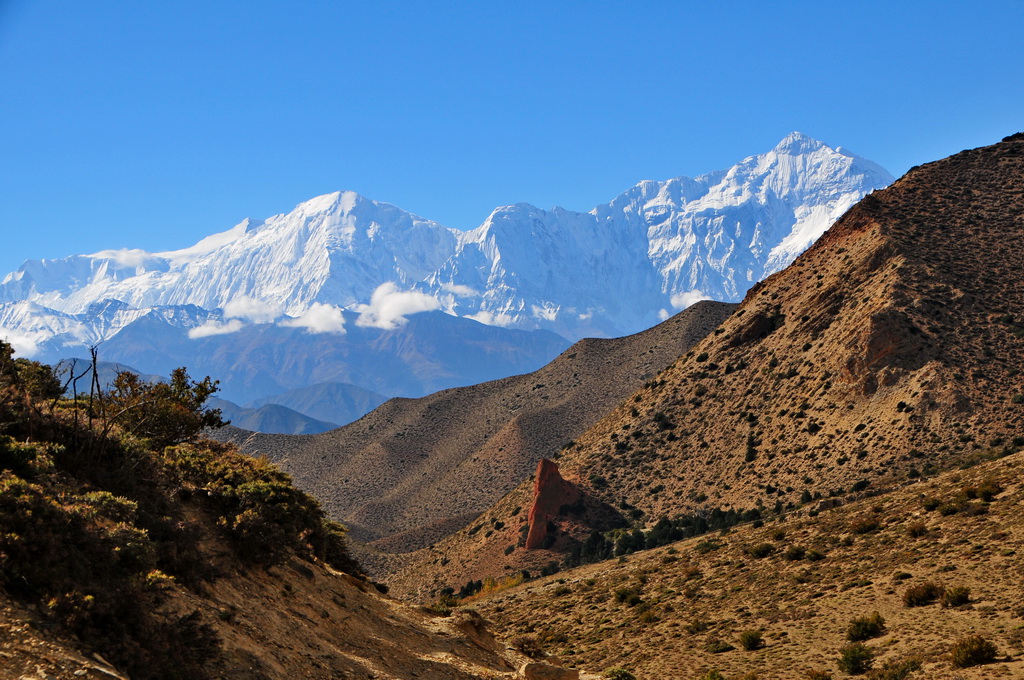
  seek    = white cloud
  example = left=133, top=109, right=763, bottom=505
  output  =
left=658, top=308, right=671, bottom=321
left=90, top=248, right=155, bottom=268
left=670, top=289, right=711, bottom=309
left=531, top=305, right=559, bottom=322
left=223, top=295, right=282, bottom=323
left=465, top=310, right=513, bottom=327
left=187, top=319, right=244, bottom=339
left=0, top=328, right=46, bottom=358
left=354, top=282, right=440, bottom=330
left=279, top=303, right=346, bottom=334
left=441, top=283, right=479, bottom=298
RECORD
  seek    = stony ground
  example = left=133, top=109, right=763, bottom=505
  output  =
left=2, top=552, right=597, bottom=680
left=470, top=450, right=1024, bottom=679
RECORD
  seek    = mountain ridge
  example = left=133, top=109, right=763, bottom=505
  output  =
left=216, top=301, right=736, bottom=548
left=1, top=133, right=891, bottom=353
left=379, top=133, right=1024, bottom=598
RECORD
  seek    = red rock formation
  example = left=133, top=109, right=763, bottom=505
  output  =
left=525, top=459, right=581, bottom=550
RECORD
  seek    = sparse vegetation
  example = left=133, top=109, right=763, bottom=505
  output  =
left=837, top=642, right=874, bottom=674
left=738, top=629, right=764, bottom=650
left=949, top=635, right=998, bottom=668
left=902, top=582, right=944, bottom=607
left=511, top=634, right=544, bottom=659
left=846, top=612, right=886, bottom=642
left=0, top=342, right=362, bottom=679
left=941, top=585, right=971, bottom=607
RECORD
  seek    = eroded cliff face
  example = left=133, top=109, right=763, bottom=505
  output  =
left=525, top=459, right=582, bottom=550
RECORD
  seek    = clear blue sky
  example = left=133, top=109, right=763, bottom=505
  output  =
left=1, top=1, right=1022, bottom=275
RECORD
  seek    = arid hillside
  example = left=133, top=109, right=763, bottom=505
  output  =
left=472, top=447, right=1024, bottom=679
left=0, top=346, right=587, bottom=680
left=384, top=133, right=1024, bottom=597
left=222, top=300, right=735, bottom=550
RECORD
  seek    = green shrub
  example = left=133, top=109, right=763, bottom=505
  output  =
left=614, top=586, right=642, bottom=606
left=738, top=629, right=764, bottom=650
left=705, top=636, right=735, bottom=653
left=105, top=368, right=224, bottom=449
left=694, top=671, right=726, bottom=680
left=747, top=542, right=776, bottom=558
left=684, top=619, right=710, bottom=634
left=694, top=539, right=721, bottom=554
left=10, top=357, right=63, bottom=401
left=0, top=437, right=46, bottom=479
left=426, top=597, right=454, bottom=616
left=512, top=634, right=544, bottom=659
left=784, top=545, right=807, bottom=561
left=902, top=582, right=944, bottom=607
left=604, top=668, right=637, bottom=680
left=950, top=635, right=998, bottom=668
left=941, top=585, right=970, bottom=607
left=849, top=517, right=880, bottom=534
left=838, top=642, right=874, bottom=674
left=160, top=442, right=358, bottom=573
left=864, top=657, right=921, bottom=680
left=905, top=521, right=928, bottom=538
left=846, top=612, right=886, bottom=642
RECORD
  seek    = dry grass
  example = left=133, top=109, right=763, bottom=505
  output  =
left=471, top=451, right=1024, bottom=679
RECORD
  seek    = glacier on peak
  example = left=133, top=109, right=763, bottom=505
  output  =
left=0, top=133, right=893, bottom=354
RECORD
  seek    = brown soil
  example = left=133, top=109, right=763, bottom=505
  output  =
left=472, top=450, right=1024, bottom=679
left=386, top=134, right=1024, bottom=598
left=221, top=301, right=734, bottom=551
left=0, top=551, right=589, bottom=680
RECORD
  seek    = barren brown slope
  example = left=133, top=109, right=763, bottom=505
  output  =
left=385, top=133, right=1024, bottom=598
left=0, top=349, right=580, bottom=680
left=1, top=553, right=575, bottom=680
left=225, top=301, right=735, bottom=548
left=472, top=449, right=1024, bottom=680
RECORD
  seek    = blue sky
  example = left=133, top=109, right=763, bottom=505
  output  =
left=1, top=1, right=1022, bottom=275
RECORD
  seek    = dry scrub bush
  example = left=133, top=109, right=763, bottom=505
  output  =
left=950, top=635, right=998, bottom=668
left=846, top=612, right=886, bottom=642
left=902, top=582, right=944, bottom=607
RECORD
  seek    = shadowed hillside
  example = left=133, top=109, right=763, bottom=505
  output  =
left=0, top=345, right=577, bottom=680
left=385, top=133, right=1024, bottom=598
left=220, top=301, right=735, bottom=551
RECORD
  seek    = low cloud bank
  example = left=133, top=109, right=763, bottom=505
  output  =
left=355, top=282, right=440, bottom=330
left=279, top=303, right=346, bottom=334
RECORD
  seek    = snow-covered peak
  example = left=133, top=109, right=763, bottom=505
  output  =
left=771, top=130, right=828, bottom=155
left=1, top=134, right=893, bottom=348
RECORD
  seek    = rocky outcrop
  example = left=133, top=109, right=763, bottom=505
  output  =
left=525, top=459, right=581, bottom=550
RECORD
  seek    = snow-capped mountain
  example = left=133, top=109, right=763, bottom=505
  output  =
left=0, top=132, right=892, bottom=355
